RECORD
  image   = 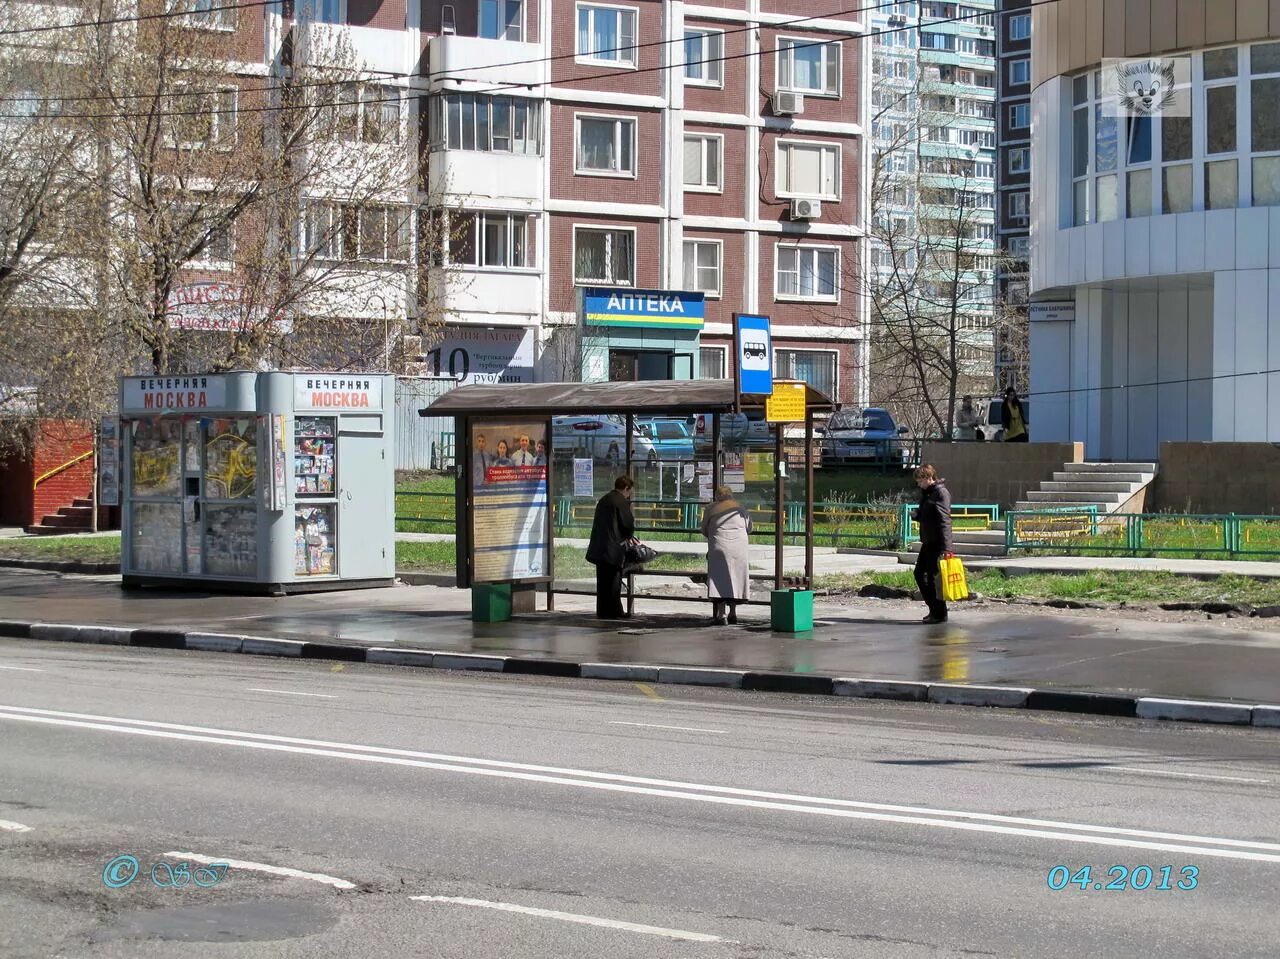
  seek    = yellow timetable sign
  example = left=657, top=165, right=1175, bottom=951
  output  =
left=765, top=382, right=807, bottom=422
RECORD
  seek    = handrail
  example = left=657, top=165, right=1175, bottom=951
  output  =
left=32, top=450, right=93, bottom=490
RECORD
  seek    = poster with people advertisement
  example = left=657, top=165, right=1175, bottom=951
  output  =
left=470, top=420, right=550, bottom=582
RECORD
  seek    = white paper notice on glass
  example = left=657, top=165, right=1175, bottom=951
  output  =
left=573, top=458, right=594, bottom=497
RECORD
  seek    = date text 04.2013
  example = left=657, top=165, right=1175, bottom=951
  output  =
left=1047, top=865, right=1199, bottom=891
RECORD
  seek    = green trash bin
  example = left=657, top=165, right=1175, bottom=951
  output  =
left=472, top=583, right=512, bottom=623
left=771, top=589, right=814, bottom=633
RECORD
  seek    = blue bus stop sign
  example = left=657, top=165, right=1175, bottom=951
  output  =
left=734, top=314, right=773, bottom=397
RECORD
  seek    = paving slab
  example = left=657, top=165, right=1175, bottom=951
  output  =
left=2, top=568, right=1280, bottom=706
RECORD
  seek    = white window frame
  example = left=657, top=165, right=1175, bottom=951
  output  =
left=167, top=0, right=237, bottom=31
left=774, top=347, right=839, bottom=398
left=1008, top=58, right=1030, bottom=86
left=478, top=0, right=525, bottom=42
left=774, top=243, right=840, bottom=302
left=575, top=2, right=639, bottom=69
left=699, top=345, right=728, bottom=379
left=1008, top=191, right=1029, bottom=220
left=1009, top=103, right=1030, bottom=129
left=1008, top=147, right=1030, bottom=174
left=775, top=139, right=841, bottom=200
left=683, top=133, right=724, bottom=192
left=776, top=36, right=842, bottom=97
left=682, top=238, right=723, bottom=297
left=572, top=225, right=636, bottom=286
left=448, top=211, right=536, bottom=270
left=166, top=85, right=237, bottom=150
left=683, top=27, right=724, bottom=87
left=575, top=113, right=637, bottom=177
left=1009, top=13, right=1030, bottom=41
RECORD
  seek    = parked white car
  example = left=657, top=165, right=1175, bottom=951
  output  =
left=551, top=415, right=657, bottom=463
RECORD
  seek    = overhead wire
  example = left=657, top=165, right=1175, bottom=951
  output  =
left=0, top=0, right=1049, bottom=120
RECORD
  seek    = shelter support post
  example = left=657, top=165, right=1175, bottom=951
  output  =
left=775, top=422, right=784, bottom=590
left=625, top=413, right=634, bottom=479
left=805, top=411, right=814, bottom=590
left=711, top=412, right=722, bottom=491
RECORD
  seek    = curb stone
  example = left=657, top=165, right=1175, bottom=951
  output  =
left=1135, top=697, right=1253, bottom=725
left=4, top=619, right=1280, bottom=730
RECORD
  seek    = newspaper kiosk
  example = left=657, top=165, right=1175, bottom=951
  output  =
left=119, top=371, right=395, bottom=593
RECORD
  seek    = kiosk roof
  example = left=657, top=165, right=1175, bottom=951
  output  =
left=421, top=380, right=833, bottom=417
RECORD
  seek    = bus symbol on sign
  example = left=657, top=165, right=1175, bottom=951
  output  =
left=743, top=342, right=768, bottom=360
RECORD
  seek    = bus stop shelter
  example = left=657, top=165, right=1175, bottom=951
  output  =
left=422, top=379, right=834, bottom=629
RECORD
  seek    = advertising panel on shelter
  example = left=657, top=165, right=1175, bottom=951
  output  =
left=470, top=420, right=549, bottom=582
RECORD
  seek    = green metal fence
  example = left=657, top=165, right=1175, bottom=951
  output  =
left=899, top=503, right=1001, bottom=546
left=1005, top=510, right=1280, bottom=559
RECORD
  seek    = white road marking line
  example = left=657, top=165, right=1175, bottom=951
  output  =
left=165, top=852, right=354, bottom=890
left=245, top=688, right=337, bottom=699
left=3, top=704, right=1280, bottom=862
left=0, top=820, right=33, bottom=832
left=1105, top=767, right=1272, bottom=785
left=608, top=722, right=727, bottom=734
left=411, top=896, right=725, bottom=943
left=0, top=666, right=43, bottom=672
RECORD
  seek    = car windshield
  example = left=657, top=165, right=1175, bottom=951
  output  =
left=829, top=411, right=894, bottom=432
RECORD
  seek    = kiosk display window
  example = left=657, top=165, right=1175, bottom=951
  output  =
left=205, top=505, right=258, bottom=577
left=131, top=502, right=183, bottom=572
left=295, top=417, right=336, bottom=495
left=205, top=419, right=257, bottom=499
left=295, top=505, right=336, bottom=576
left=131, top=418, right=182, bottom=497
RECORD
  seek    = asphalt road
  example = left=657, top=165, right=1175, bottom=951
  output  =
left=1, top=640, right=1279, bottom=958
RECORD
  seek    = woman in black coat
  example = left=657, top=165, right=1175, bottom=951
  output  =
left=586, top=475, right=635, bottom=618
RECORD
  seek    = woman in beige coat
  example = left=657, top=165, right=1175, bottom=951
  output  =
left=700, top=485, right=752, bottom=625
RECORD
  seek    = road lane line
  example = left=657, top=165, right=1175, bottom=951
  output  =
left=0, top=666, right=43, bottom=672
left=165, top=852, right=354, bottom=890
left=635, top=683, right=665, bottom=701
left=4, top=706, right=1280, bottom=861
left=0, top=820, right=33, bottom=832
left=245, top=688, right=337, bottom=699
left=1105, top=767, right=1271, bottom=785
left=4, top=703, right=1279, bottom=852
left=609, top=722, right=728, bottom=734
left=411, top=896, right=725, bottom=942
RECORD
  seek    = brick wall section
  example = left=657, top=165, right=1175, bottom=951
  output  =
left=698, top=334, right=862, bottom=405
left=1151, top=443, right=1280, bottom=514
left=29, top=421, right=95, bottom=527
left=683, top=124, right=747, bottom=219
left=549, top=104, right=663, bottom=204
left=916, top=441, right=1085, bottom=509
left=550, top=0, right=664, bottom=97
left=547, top=214, right=662, bottom=313
left=683, top=228, right=746, bottom=323
left=683, top=15, right=748, bottom=115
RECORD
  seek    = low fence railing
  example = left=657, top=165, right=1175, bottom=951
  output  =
left=1005, top=510, right=1280, bottom=558
left=899, top=503, right=1001, bottom=546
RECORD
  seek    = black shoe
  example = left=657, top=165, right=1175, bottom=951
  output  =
left=727, top=609, right=738, bottom=625
left=922, top=614, right=948, bottom=624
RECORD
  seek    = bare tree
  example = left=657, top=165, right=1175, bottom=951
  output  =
left=858, top=51, right=1004, bottom=438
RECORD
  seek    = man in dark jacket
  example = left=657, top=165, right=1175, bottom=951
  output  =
left=913, top=463, right=953, bottom=624
left=586, top=475, right=635, bottom=618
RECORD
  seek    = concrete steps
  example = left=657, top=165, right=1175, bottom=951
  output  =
left=1026, top=490, right=1125, bottom=503
left=25, top=500, right=95, bottom=536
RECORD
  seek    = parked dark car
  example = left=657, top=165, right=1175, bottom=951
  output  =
left=820, top=408, right=910, bottom=467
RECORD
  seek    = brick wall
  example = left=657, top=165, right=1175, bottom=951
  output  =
left=916, top=441, right=1085, bottom=509
left=349, top=0, right=407, bottom=29
left=550, top=0, right=664, bottom=96
left=21, top=419, right=94, bottom=524
left=1151, top=443, right=1280, bottom=514
left=547, top=214, right=663, bottom=313
left=548, top=104, right=663, bottom=205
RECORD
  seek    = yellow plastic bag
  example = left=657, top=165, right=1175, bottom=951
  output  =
left=938, top=553, right=970, bottom=602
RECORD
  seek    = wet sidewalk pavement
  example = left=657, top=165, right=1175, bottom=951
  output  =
left=5, top=568, right=1280, bottom=705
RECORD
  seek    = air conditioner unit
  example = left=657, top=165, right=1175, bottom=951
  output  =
left=791, top=198, right=822, bottom=220
left=772, top=91, right=804, bottom=116
left=441, top=4, right=456, bottom=34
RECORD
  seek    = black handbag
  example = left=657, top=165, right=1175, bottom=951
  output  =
left=623, top=539, right=658, bottom=567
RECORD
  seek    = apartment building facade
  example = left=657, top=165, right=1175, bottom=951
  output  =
left=993, top=0, right=1030, bottom=391
left=416, top=0, right=870, bottom=404
left=1030, top=0, right=1280, bottom=458
left=869, top=1, right=998, bottom=406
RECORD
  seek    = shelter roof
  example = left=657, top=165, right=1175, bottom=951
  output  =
left=421, top=380, right=833, bottom=417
